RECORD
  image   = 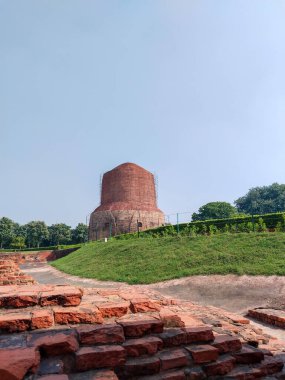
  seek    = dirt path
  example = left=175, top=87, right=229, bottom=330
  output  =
left=149, top=275, right=285, bottom=314
left=22, top=263, right=285, bottom=313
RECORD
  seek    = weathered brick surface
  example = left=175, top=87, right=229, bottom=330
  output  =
left=0, top=274, right=284, bottom=379
left=38, top=375, right=69, bottom=380
left=119, top=319, right=164, bottom=337
left=232, top=345, right=264, bottom=364
left=0, top=260, right=35, bottom=286
left=130, top=298, right=161, bottom=313
left=186, top=345, right=219, bottom=364
left=248, top=308, right=285, bottom=329
left=123, top=336, right=163, bottom=357
left=40, top=287, right=82, bottom=307
left=184, top=327, right=214, bottom=344
left=203, top=355, right=236, bottom=376
left=53, top=305, right=103, bottom=325
left=97, top=301, right=130, bottom=318
left=159, top=329, right=187, bottom=347
left=159, top=348, right=189, bottom=370
left=212, top=334, right=242, bottom=354
left=75, top=345, right=126, bottom=371
left=27, top=330, right=79, bottom=356
left=31, top=309, right=54, bottom=329
left=0, top=347, right=40, bottom=380
left=0, top=311, right=31, bottom=332
left=120, top=356, right=161, bottom=377
left=77, top=324, right=125, bottom=345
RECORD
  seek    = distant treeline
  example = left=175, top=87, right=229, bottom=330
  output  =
left=0, top=218, right=88, bottom=250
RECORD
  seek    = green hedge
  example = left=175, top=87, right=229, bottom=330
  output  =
left=114, top=212, right=285, bottom=239
left=0, top=243, right=82, bottom=253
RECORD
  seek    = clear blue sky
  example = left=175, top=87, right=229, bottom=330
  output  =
left=1, top=1, right=285, bottom=227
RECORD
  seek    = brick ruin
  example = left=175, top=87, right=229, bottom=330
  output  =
left=89, top=163, right=165, bottom=240
left=0, top=258, right=285, bottom=379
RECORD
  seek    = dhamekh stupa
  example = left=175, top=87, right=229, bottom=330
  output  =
left=89, top=163, right=165, bottom=240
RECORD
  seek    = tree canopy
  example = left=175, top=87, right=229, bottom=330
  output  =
left=192, top=202, right=237, bottom=221
left=0, top=218, right=87, bottom=249
left=234, top=183, right=285, bottom=215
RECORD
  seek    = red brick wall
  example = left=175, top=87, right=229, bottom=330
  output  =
left=89, top=163, right=165, bottom=240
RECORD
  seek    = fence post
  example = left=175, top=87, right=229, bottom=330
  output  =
left=177, top=213, right=179, bottom=233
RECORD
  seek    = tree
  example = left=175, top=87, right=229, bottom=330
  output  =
left=25, top=221, right=49, bottom=248
left=11, top=236, right=26, bottom=250
left=0, top=217, right=16, bottom=249
left=49, top=224, right=72, bottom=245
left=192, top=202, right=237, bottom=221
left=234, top=183, right=285, bottom=215
left=72, top=223, right=88, bottom=243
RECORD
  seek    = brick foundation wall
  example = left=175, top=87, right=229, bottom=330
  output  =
left=89, top=209, right=165, bottom=240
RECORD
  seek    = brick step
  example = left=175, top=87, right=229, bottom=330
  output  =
left=0, top=285, right=83, bottom=309
left=248, top=308, right=285, bottom=329
left=0, top=324, right=283, bottom=380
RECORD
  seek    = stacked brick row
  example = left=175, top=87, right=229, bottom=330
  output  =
left=0, top=284, right=284, bottom=379
left=248, top=308, right=285, bottom=329
left=0, top=260, right=35, bottom=286
left=0, top=319, right=284, bottom=379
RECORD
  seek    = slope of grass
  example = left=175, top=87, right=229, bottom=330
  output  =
left=51, top=233, right=285, bottom=284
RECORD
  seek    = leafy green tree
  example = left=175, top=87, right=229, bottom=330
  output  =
left=11, top=236, right=26, bottom=250
left=49, top=224, right=72, bottom=245
left=235, top=183, right=285, bottom=215
left=14, top=224, right=27, bottom=240
left=72, top=223, right=88, bottom=243
left=25, top=221, right=49, bottom=248
left=192, top=202, right=237, bottom=221
left=0, top=217, right=15, bottom=249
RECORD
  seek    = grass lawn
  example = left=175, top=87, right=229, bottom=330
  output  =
left=51, top=233, right=285, bottom=284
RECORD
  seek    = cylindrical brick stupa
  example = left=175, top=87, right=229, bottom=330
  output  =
left=89, top=163, right=165, bottom=240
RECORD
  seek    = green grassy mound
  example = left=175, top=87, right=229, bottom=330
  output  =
left=51, top=233, right=285, bottom=284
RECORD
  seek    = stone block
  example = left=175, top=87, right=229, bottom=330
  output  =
left=184, top=327, right=214, bottom=344
left=53, top=306, right=103, bottom=325
left=28, top=329, right=79, bottom=356
left=121, top=356, right=161, bottom=377
left=0, top=347, right=40, bottom=380
left=97, top=301, right=130, bottom=318
left=77, top=324, right=125, bottom=345
left=186, top=345, right=219, bottom=364
left=159, top=348, right=189, bottom=370
left=75, top=346, right=126, bottom=371
left=40, top=286, right=82, bottom=307
left=123, top=336, right=163, bottom=357
left=0, top=311, right=31, bottom=332
left=203, top=355, right=236, bottom=376
left=130, top=298, right=161, bottom=313
left=212, top=334, right=242, bottom=354
left=232, top=345, right=264, bottom=364
left=31, top=309, right=54, bottom=329
left=159, top=328, right=187, bottom=347
left=118, top=319, right=163, bottom=337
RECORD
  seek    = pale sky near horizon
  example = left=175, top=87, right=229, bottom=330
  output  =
left=1, top=1, right=285, bottom=227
